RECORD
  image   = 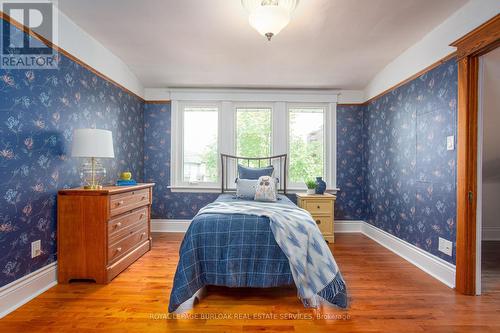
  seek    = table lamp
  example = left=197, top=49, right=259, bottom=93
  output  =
left=71, top=129, right=115, bottom=189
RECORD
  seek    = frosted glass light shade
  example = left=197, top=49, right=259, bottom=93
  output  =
left=242, top=0, right=298, bottom=41
left=71, top=129, right=115, bottom=158
left=249, top=5, right=290, bottom=39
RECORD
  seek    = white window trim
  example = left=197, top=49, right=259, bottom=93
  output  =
left=286, top=103, right=336, bottom=191
left=169, top=88, right=339, bottom=103
left=171, top=101, right=222, bottom=190
left=169, top=89, right=338, bottom=193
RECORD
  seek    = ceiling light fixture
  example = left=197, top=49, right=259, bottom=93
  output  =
left=241, top=0, right=299, bottom=41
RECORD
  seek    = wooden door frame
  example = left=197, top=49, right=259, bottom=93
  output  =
left=451, top=14, right=500, bottom=295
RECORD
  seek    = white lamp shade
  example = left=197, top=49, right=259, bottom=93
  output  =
left=249, top=5, right=290, bottom=37
left=71, top=128, right=115, bottom=158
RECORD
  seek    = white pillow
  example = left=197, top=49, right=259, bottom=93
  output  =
left=254, top=176, right=277, bottom=202
left=236, top=179, right=258, bottom=199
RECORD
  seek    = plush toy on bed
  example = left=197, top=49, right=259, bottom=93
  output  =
left=254, top=175, right=277, bottom=202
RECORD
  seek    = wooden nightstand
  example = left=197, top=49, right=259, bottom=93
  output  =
left=296, top=193, right=336, bottom=243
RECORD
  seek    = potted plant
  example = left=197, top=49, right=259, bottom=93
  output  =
left=305, top=180, right=317, bottom=195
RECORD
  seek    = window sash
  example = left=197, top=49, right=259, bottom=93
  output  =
left=182, top=106, right=219, bottom=184
left=172, top=101, right=221, bottom=189
left=235, top=105, right=273, bottom=159
left=287, top=106, right=327, bottom=188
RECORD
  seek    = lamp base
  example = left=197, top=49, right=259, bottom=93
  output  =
left=83, top=184, right=103, bottom=190
left=80, top=157, right=107, bottom=190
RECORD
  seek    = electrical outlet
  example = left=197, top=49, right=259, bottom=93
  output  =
left=31, top=240, right=41, bottom=258
left=446, top=136, right=454, bottom=151
left=438, top=237, right=452, bottom=256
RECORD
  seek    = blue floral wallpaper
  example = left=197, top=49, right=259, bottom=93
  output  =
left=336, top=104, right=366, bottom=220
left=364, top=58, right=458, bottom=264
left=0, top=19, right=144, bottom=287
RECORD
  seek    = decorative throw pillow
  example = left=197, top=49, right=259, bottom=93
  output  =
left=236, top=179, right=258, bottom=199
left=238, top=164, right=274, bottom=180
left=254, top=176, right=277, bottom=202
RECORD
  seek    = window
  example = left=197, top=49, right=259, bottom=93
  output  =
left=181, top=105, right=219, bottom=185
left=170, top=89, right=337, bottom=192
left=288, top=107, right=325, bottom=184
left=236, top=107, right=272, bottom=167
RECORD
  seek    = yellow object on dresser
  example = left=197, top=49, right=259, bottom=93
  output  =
left=296, top=192, right=336, bottom=243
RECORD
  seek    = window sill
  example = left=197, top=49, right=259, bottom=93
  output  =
left=287, top=188, right=339, bottom=194
left=168, top=186, right=339, bottom=194
left=168, top=186, right=222, bottom=193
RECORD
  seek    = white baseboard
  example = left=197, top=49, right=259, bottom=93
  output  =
left=360, top=222, right=456, bottom=288
left=0, top=262, right=57, bottom=318
left=482, top=226, right=500, bottom=241
left=151, top=219, right=191, bottom=232
left=152, top=219, right=366, bottom=233
left=153, top=218, right=456, bottom=288
left=334, top=220, right=364, bottom=233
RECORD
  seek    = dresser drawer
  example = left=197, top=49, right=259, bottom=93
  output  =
left=110, top=189, right=150, bottom=217
left=312, top=215, right=333, bottom=236
left=108, top=224, right=148, bottom=264
left=108, top=207, right=148, bottom=244
left=304, top=200, right=332, bottom=215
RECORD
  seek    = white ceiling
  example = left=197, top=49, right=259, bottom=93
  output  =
left=58, top=0, right=467, bottom=89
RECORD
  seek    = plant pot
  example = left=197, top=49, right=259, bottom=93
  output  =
left=306, top=188, right=316, bottom=195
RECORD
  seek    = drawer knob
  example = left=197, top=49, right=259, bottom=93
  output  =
left=317, top=205, right=320, bottom=209
left=115, top=222, right=122, bottom=228
left=116, top=247, right=122, bottom=253
left=141, top=196, right=146, bottom=200
left=117, top=200, right=124, bottom=206
left=141, top=232, right=146, bottom=237
left=315, top=219, right=321, bottom=225
left=139, top=214, right=145, bottom=219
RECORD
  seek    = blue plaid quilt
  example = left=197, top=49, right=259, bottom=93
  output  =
left=168, top=194, right=347, bottom=312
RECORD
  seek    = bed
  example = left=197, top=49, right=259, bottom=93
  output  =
left=168, top=154, right=347, bottom=313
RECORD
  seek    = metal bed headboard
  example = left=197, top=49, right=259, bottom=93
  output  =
left=221, top=153, right=287, bottom=194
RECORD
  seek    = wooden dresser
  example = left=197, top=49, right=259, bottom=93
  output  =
left=296, top=193, right=336, bottom=243
left=57, top=183, right=155, bottom=283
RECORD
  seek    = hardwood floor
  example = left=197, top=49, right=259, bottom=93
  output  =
left=482, top=241, right=500, bottom=294
left=1, top=233, right=500, bottom=332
